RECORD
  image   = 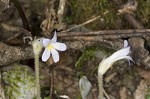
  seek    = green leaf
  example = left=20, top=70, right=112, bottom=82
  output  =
left=146, top=94, right=150, bottom=99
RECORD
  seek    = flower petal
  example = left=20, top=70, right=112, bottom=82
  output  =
left=42, top=48, right=51, bottom=62
left=79, top=76, right=92, bottom=99
left=98, top=46, right=133, bottom=75
left=51, top=48, right=59, bottom=63
left=52, top=42, right=67, bottom=51
left=109, top=46, right=130, bottom=61
left=124, top=40, right=128, bottom=48
left=43, top=38, right=50, bottom=47
left=114, top=56, right=133, bottom=62
left=111, top=56, right=133, bottom=66
left=51, top=31, right=57, bottom=43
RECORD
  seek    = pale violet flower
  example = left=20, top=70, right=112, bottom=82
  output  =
left=123, top=40, right=128, bottom=48
left=98, top=40, right=134, bottom=75
left=42, top=31, right=67, bottom=63
left=79, top=76, right=92, bottom=99
left=59, top=95, right=70, bottom=99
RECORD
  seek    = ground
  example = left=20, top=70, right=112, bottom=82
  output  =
left=0, top=0, right=150, bottom=99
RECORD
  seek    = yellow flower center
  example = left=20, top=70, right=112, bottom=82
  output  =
left=47, top=43, right=54, bottom=51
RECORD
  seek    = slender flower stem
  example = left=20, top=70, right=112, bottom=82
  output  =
left=35, top=53, right=41, bottom=99
left=32, top=39, right=43, bottom=99
left=98, top=73, right=103, bottom=99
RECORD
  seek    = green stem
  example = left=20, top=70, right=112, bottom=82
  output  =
left=98, top=73, right=103, bottom=99
left=35, top=53, right=41, bottom=99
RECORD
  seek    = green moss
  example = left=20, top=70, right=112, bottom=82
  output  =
left=66, top=0, right=150, bottom=29
left=136, top=0, right=150, bottom=28
left=146, top=87, right=150, bottom=99
left=2, top=64, right=37, bottom=99
left=66, top=0, right=121, bottom=30
left=75, top=45, right=115, bottom=68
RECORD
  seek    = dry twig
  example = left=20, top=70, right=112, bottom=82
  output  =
left=118, top=0, right=138, bottom=15
left=57, top=0, right=66, bottom=22
left=59, top=29, right=150, bottom=37
left=112, top=0, right=144, bottom=29
left=41, top=0, right=66, bottom=37
left=11, top=0, right=31, bottom=31
left=62, top=11, right=109, bottom=32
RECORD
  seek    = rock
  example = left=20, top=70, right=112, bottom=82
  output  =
left=1, top=63, right=37, bottom=99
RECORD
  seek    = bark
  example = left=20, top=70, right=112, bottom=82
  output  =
left=0, top=42, right=33, bottom=66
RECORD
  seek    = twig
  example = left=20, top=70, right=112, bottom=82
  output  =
left=61, top=32, right=150, bottom=41
left=11, top=0, right=31, bottom=31
left=57, top=0, right=66, bottom=22
left=0, top=39, right=121, bottom=66
left=40, top=0, right=56, bottom=37
left=6, top=28, right=32, bottom=42
left=49, top=67, right=54, bottom=99
left=124, top=14, right=145, bottom=29
left=1, top=23, right=20, bottom=31
left=104, top=89, right=111, bottom=99
left=117, top=0, right=138, bottom=15
left=6, top=32, right=21, bottom=41
left=41, top=0, right=66, bottom=37
left=1, top=28, right=150, bottom=70
left=62, top=11, right=109, bottom=32
left=58, top=29, right=150, bottom=37
left=112, top=0, right=144, bottom=29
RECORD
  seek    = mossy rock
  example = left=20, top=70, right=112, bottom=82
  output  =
left=2, top=64, right=37, bottom=99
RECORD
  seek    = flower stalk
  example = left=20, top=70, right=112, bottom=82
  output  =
left=32, top=38, right=43, bottom=99
left=98, top=40, right=133, bottom=99
left=31, top=31, right=66, bottom=99
left=98, top=73, right=103, bottom=99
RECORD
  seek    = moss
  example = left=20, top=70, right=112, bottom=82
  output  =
left=65, top=0, right=150, bottom=30
left=136, top=0, right=150, bottom=28
left=75, top=45, right=115, bottom=69
left=2, top=64, right=37, bottom=99
left=66, top=0, right=121, bottom=30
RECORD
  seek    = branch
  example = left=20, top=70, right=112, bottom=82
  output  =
left=11, top=0, right=31, bottom=31
left=0, top=38, right=123, bottom=66
left=1, top=29, right=150, bottom=69
left=62, top=11, right=109, bottom=32
left=0, top=42, right=34, bottom=66
left=58, top=29, right=150, bottom=37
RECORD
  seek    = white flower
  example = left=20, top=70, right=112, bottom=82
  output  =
left=42, top=31, right=67, bottom=63
left=59, top=95, right=70, bottom=99
left=98, top=40, right=134, bottom=75
left=79, top=76, right=92, bottom=99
